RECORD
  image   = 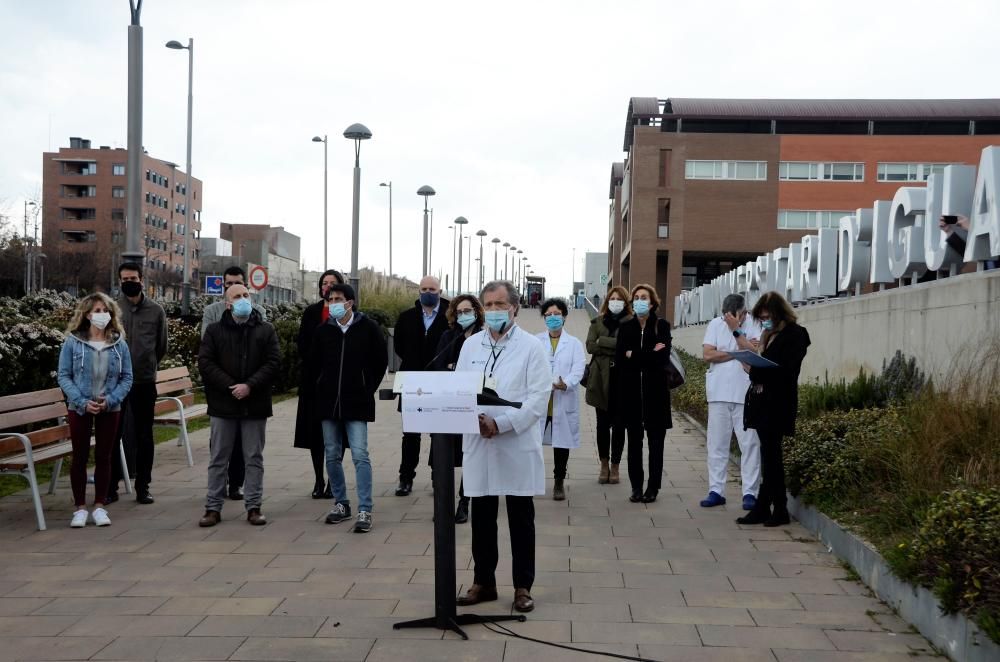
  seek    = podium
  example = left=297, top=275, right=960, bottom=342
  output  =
left=379, top=372, right=527, bottom=639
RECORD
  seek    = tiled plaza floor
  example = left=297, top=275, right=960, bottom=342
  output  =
left=0, top=310, right=938, bottom=661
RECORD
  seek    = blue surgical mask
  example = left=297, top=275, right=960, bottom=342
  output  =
left=633, top=299, right=650, bottom=316
left=232, top=298, right=252, bottom=318
left=545, top=315, right=564, bottom=331
left=456, top=312, right=476, bottom=329
left=329, top=302, right=347, bottom=321
left=419, top=292, right=440, bottom=308
left=485, top=310, right=509, bottom=333
left=761, top=319, right=774, bottom=331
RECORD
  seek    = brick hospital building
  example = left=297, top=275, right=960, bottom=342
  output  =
left=607, top=98, right=1000, bottom=321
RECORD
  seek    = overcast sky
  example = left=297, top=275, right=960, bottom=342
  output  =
left=2, top=0, right=998, bottom=298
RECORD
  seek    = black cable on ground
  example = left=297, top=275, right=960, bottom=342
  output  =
left=480, top=619, right=662, bottom=662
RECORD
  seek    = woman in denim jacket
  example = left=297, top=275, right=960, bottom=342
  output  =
left=57, top=293, right=134, bottom=528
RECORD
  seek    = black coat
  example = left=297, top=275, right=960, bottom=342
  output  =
left=746, top=322, right=811, bottom=438
left=198, top=310, right=281, bottom=419
left=309, top=312, right=388, bottom=422
left=430, top=323, right=482, bottom=372
left=293, top=301, right=326, bottom=450
left=394, top=298, right=451, bottom=372
left=615, top=313, right=673, bottom=431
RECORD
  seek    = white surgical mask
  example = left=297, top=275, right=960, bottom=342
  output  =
left=90, top=312, right=112, bottom=330
left=608, top=300, right=625, bottom=315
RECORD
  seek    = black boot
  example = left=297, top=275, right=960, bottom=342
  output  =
left=764, top=506, right=790, bottom=527
left=454, top=497, right=469, bottom=524
left=737, top=502, right=771, bottom=525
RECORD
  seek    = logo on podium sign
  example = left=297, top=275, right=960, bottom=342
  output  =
left=204, top=275, right=224, bottom=296
left=249, top=265, right=268, bottom=291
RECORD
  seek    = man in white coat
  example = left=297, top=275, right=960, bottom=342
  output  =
left=535, top=297, right=586, bottom=501
left=701, top=294, right=762, bottom=511
left=454, top=280, right=551, bottom=614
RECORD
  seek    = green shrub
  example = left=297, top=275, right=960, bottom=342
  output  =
left=671, top=347, right=708, bottom=425
left=798, top=351, right=926, bottom=419
left=898, top=488, right=1000, bottom=642
left=272, top=318, right=302, bottom=394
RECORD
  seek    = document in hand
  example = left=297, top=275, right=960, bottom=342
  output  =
left=726, top=350, right=779, bottom=368
left=400, top=371, right=481, bottom=434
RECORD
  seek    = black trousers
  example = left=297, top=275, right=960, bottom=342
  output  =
left=756, top=431, right=788, bottom=511
left=310, top=444, right=325, bottom=485
left=398, top=432, right=422, bottom=482
left=471, top=495, right=535, bottom=590
left=595, top=407, right=625, bottom=464
left=553, top=448, right=569, bottom=480
left=111, top=382, right=157, bottom=494
left=228, top=429, right=245, bottom=490
left=626, top=425, right=666, bottom=495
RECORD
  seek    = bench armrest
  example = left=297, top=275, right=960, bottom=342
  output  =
left=0, top=431, right=34, bottom=464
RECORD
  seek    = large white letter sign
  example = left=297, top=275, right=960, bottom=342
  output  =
left=839, top=210, right=871, bottom=292
left=784, top=243, right=804, bottom=303
left=926, top=166, right=976, bottom=270
left=888, top=187, right=928, bottom=279
left=769, top=247, right=790, bottom=293
left=966, top=146, right=1000, bottom=263
left=870, top=201, right=895, bottom=286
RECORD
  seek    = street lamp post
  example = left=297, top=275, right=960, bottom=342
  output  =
left=122, top=0, right=145, bottom=266
left=516, top=249, right=523, bottom=290
left=454, top=217, right=468, bottom=293
left=417, top=186, right=436, bottom=275
left=466, top=236, right=472, bottom=292
left=312, top=135, right=328, bottom=269
left=23, top=200, right=36, bottom=294
left=475, top=230, right=487, bottom=292
left=502, top=242, right=510, bottom=280
left=491, top=238, right=501, bottom=280
left=343, top=123, right=372, bottom=299
left=165, top=37, right=194, bottom=314
left=379, top=182, right=392, bottom=276
left=448, top=224, right=456, bottom=295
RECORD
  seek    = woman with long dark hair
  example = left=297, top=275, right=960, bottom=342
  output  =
left=585, top=286, right=631, bottom=484
left=737, top=291, right=810, bottom=527
left=615, top=284, right=672, bottom=504
left=293, top=269, right=345, bottom=498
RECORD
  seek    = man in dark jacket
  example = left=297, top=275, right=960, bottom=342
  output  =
left=197, top=284, right=281, bottom=527
left=109, top=262, right=168, bottom=504
left=392, top=276, right=450, bottom=496
left=309, top=284, right=388, bottom=533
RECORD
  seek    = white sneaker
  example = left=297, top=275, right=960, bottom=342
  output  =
left=70, top=509, right=88, bottom=528
left=92, top=507, right=111, bottom=527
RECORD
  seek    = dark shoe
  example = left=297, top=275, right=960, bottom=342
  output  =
left=105, top=492, right=120, bottom=505
left=456, top=584, right=498, bottom=606
left=325, top=502, right=352, bottom=524
left=700, top=491, right=726, bottom=508
left=642, top=491, right=658, bottom=503
left=229, top=486, right=244, bottom=501
left=199, top=510, right=221, bottom=527
left=737, top=505, right=772, bottom=525
left=598, top=459, right=610, bottom=484
left=454, top=498, right=469, bottom=524
left=136, top=491, right=155, bottom=505
left=247, top=508, right=267, bottom=526
left=395, top=480, right=412, bottom=497
left=354, top=511, right=373, bottom=533
left=629, top=491, right=643, bottom=503
left=513, top=588, right=535, bottom=613
left=323, top=482, right=333, bottom=499
left=609, top=463, right=620, bottom=484
left=742, top=494, right=757, bottom=511
left=311, top=481, right=325, bottom=499
left=764, top=509, right=791, bottom=527
left=552, top=479, right=566, bottom=501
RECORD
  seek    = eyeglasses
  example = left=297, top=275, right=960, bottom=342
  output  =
left=456, top=308, right=475, bottom=315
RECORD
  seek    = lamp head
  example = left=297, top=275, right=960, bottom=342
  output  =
left=454, top=216, right=468, bottom=226
left=417, top=185, right=436, bottom=197
left=343, top=123, right=372, bottom=140
left=379, top=182, right=390, bottom=187
left=503, top=242, right=510, bottom=248
left=165, top=40, right=187, bottom=50
left=517, top=249, right=523, bottom=255
left=311, top=136, right=325, bottom=143
left=476, top=230, right=487, bottom=237
left=492, top=238, right=501, bottom=243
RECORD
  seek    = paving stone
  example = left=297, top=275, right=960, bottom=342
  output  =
left=0, top=598, right=54, bottom=616
left=7, top=580, right=135, bottom=598
left=61, top=614, right=204, bottom=637
left=630, top=604, right=754, bottom=626
left=638, top=645, right=779, bottom=662
left=796, top=594, right=892, bottom=614
left=773, top=651, right=941, bottom=661
left=503, top=640, right=639, bottom=661
left=572, top=621, right=701, bottom=645
left=824, top=629, right=938, bottom=653
left=0, top=635, right=114, bottom=661
left=771, top=563, right=852, bottom=579
left=189, top=615, right=325, bottom=637
left=623, top=572, right=734, bottom=591
left=92, top=635, right=244, bottom=660
left=273, top=597, right=398, bottom=617
left=570, top=586, right=686, bottom=606
left=698, top=624, right=836, bottom=649
left=367, top=639, right=504, bottom=662
left=731, top=576, right=847, bottom=595
left=669, top=560, right=777, bottom=577
left=0, top=615, right=81, bottom=636
left=683, top=590, right=803, bottom=610
left=231, top=636, right=374, bottom=661
left=31, top=596, right=168, bottom=615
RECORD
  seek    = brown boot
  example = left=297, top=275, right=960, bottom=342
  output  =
left=609, top=464, right=620, bottom=484
left=552, top=479, right=566, bottom=501
left=598, top=459, right=610, bottom=484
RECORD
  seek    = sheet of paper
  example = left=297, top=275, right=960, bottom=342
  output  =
left=726, top=350, right=779, bottom=368
left=400, top=371, right=481, bottom=434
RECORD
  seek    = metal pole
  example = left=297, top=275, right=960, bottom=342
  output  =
left=422, top=199, right=429, bottom=275
left=478, top=236, right=484, bottom=292
left=388, top=182, right=392, bottom=276
left=323, top=137, right=328, bottom=270
left=450, top=226, right=456, bottom=295
left=351, top=145, right=361, bottom=301
left=123, top=2, right=145, bottom=265
left=428, top=208, right=434, bottom=275
left=23, top=201, right=29, bottom=294
left=181, top=38, right=193, bottom=314
left=466, top=237, right=472, bottom=290
left=456, top=224, right=464, bottom=293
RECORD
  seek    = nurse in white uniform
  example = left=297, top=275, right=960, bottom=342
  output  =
left=535, top=298, right=586, bottom=502
left=454, top=281, right=552, bottom=614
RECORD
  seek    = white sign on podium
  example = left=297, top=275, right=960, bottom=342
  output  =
left=399, top=371, right=481, bottom=434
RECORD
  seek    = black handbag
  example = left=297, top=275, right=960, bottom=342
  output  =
left=580, top=357, right=594, bottom=388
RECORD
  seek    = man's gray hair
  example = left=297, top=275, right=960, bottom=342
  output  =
left=480, top=280, right=519, bottom=306
left=722, top=294, right=745, bottom=316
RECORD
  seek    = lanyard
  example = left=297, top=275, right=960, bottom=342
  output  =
left=482, top=326, right=515, bottom=377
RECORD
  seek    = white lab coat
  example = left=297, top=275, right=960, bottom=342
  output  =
left=535, top=330, right=586, bottom=450
left=456, top=324, right=552, bottom=497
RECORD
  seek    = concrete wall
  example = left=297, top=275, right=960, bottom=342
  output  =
left=671, top=268, right=1000, bottom=383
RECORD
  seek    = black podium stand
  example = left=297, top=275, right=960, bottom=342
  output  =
left=388, top=390, right=527, bottom=639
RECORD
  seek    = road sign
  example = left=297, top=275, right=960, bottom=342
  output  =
left=249, top=265, right=268, bottom=290
left=599, top=273, right=608, bottom=285
left=204, top=275, right=224, bottom=296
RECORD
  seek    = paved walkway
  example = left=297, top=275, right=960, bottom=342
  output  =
left=0, top=309, right=938, bottom=661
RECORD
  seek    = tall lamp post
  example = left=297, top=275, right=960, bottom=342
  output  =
left=379, top=181, right=392, bottom=276
left=165, top=37, right=194, bottom=314
left=502, top=242, right=510, bottom=280
left=417, top=186, right=435, bottom=275
left=466, top=236, right=472, bottom=291
left=509, top=246, right=517, bottom=282
left=475, top=230, right=487, bottom=291
left=516, top=249, right=523, bottom=290
left=122, top=0, right=145, bottom=266
left=454, top=216, right=468, bottom=293
left=23, top=200, right=36, bottom=294
left=343, top=123, right=372, bottom=299
left=491, top=237, right=501, bottom=280
left=312, top=135, right=328, bottom=269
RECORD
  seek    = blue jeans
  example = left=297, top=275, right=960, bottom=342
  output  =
left=322, top=419, right=373, bottom=512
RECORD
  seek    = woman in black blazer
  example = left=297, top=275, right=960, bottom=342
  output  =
left=738, top=291, right=811, bottom=527
left=293, top=269, right=345, bottom=498
left=615, top=284, right=673, bottom=504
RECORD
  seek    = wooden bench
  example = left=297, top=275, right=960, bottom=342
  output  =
left=0, top=388, right=132, bottom=531
left=152, top=366, right=207, bottom=467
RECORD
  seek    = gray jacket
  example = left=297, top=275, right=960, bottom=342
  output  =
left=117, top=293, right=169, bottom=384
left=201, top=300, right=267, bottom=337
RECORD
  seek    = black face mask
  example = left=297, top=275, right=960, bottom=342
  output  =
left=121, top=281, right=142, bottom=297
